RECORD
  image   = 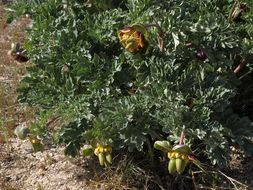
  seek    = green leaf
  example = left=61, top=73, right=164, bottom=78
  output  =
left=82, top=146, right=94, bottom=157
left=154, top=141, right=172, bottom=152
left=172, top=32, right=180, bottom=49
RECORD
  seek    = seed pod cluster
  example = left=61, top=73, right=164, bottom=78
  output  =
left=168, top=151, right=189, bottom=174
left=94, top=145, right=112, bottom=166
left=14, top=125, right=44, bottom=152
left=167, top=145, right=192, bottom=174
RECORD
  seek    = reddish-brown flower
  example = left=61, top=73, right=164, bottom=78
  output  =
left=117, top=25, right=147, bottom=53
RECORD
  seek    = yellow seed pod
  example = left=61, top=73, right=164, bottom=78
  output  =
left=105, top=153, right=112, bottom=165
left=98, top=153, right=105, bottom=166
left=176, top=158, right=187, bottom=174
left=168, top=159, right=177, bottom=174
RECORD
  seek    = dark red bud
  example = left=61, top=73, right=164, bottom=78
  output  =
left=240, top=3, right=248, bottom=12
left=196, top=48, right=207, bottom=61
left=232, top=3, right=248, bottom=22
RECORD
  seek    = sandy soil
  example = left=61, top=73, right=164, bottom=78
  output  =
left=0, top=138, right=94, bottom=190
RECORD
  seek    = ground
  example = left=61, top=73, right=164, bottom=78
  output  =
left=0, top=2, right=253, bottom=190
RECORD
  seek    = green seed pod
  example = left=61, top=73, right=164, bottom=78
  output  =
left=98, top=153, right=105, bottom=166
left=176, top=158, right=187, bottom=174
left=154, top=141, right=172, bottom=153
left=14, top=126, right=30, bottom=140
left=168, top=159, right=177, bottom=174
left=105, top=153, right=112, bottom=164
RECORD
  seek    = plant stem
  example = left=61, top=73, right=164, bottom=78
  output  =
left=179, top=131, right=185, bottom=145
left=145, top=23, right=165, bottom=52
left=228, top=1, right=239, bottom=21
left=234, top=59, right=247, bottom=74
left=146, top=137, right=154, bottom=166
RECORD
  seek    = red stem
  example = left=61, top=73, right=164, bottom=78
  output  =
left=179, top=131, right=185, bottom=145
left=234, top=59, right=247, bottom=74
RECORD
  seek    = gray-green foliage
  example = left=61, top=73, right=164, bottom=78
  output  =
left=16, top=0, right=253, bottom=166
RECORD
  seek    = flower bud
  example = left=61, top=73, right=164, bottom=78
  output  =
left=196, top=48, right=207, bottom=61
left=117, top=25, right=148, bottom=53
left=231, top=3, right=248, bottom=23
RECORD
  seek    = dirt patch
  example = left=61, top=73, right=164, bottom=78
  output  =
left=0, top=138, right=95, bottom=190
